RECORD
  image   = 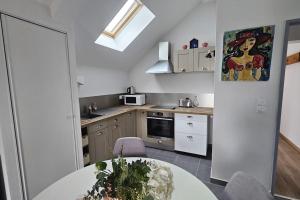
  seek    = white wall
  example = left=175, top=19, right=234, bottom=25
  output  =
left=280, top=43, right=300, bottom=149
left=77, top=65, right=129, bottom=97
left=212, top=0, right=300, bottom=190
left=129, top=2, right=216, bottom=107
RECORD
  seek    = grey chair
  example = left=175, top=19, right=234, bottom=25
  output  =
left=113, top=137, right=146, bottom=157
left=224, top=171, right=274, bottom=200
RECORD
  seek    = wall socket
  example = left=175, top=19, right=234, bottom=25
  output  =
left=256, top=98, right=267, bottom=113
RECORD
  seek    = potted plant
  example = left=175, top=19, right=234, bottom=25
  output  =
left=84, top=156, right=173, bottom=200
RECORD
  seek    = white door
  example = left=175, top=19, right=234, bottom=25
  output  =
left=0, top=16, right=24, bottom=200
left=1, top=15, right=77, bottom=199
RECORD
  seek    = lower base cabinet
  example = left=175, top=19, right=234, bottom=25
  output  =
left=87, top=111, right=137, bottom=164
left=175, top=113, right=208, bottom=156
left=175, top=134, right=207, bottom=155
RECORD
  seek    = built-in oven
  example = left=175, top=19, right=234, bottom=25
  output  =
left=147, top=111, right=174, bottom=138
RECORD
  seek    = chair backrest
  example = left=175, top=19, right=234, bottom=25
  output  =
left=224, top=171, right=274, bottom=200
left=113, top=137, right=146, bottom=157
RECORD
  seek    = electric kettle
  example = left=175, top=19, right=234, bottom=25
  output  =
left=127, top=86, right=135, bottom=94
left=178, top=98, right=193, bottom=108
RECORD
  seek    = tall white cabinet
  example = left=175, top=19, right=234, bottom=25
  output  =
left=0, top=14, right=80, bottom=199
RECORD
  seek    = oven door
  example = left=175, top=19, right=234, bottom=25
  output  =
left=147, top=116, right=174, bottom=138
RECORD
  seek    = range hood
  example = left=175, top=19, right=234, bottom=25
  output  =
left=146, top=42, right=173, bottom=74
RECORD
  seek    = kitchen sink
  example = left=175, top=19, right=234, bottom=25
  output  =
left=81, top=113, right=103, bottom=119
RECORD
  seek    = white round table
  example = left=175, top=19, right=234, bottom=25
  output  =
left=34, top=158, right=218, bottom=200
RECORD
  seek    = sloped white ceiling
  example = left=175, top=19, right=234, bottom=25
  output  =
left=40, top=0, right=207, bottom=70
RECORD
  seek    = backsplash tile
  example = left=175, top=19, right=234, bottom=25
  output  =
left=79, top=93, right=214, bottom=115
left=145, top=93, right=214, bottom=107
left=79, top=94, right=121, bottom=115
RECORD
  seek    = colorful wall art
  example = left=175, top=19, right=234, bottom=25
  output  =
left=222, top=26, right=275, bottom=81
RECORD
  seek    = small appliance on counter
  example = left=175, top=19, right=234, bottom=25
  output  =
left=178, top=98, right=193, bottom=108
left=127, top=86, right=135, bottom=94
left=124, top=94, right=145, bottom=106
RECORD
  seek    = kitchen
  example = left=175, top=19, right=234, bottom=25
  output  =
left=76, top=0, right=218, bottom=196
left=78, top=0, right=216, bottom=169
left=80, top=90, right=214, bottom=166
left=1, top=0, right=295, bottom=199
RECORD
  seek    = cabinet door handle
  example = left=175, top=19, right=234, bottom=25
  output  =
left=187, top=122, right=193, bottom=125
left=96, top=132, right=103, bottom=136
left=187, top=136, right=193, bottom=139
left=187, top=116, right=193, bottom=118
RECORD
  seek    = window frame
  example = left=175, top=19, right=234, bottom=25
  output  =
left=103, top=0, right=143, bottom=38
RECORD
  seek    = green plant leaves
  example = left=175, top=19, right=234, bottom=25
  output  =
left=86, top=158, right=154, bottom=200
left=96, top=161, right=107, bottom=171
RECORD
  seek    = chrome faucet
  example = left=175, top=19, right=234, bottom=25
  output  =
left=87, top=103, right=98, bottom=114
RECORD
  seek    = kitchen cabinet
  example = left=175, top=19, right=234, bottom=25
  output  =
left=123, top=111, right=136, bottom=137
left=194, top=47, right=215, bottom=72
left=87, top=112, right=137, bottom=163
left=108, top=116, right=123, bottom=155
left=175, top=47, right=215, bottom=73
left=175, top=113, right=208, bottom=156
left=136, top=111, right=148, bottom=139
left=174, top=49, right=194, bottom=72
left=94, top=128, right=110, bottom=161
left=88, top=121, right=110, bottom=163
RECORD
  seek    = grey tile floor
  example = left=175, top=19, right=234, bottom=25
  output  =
left=145, top=147, right=226, bottom=200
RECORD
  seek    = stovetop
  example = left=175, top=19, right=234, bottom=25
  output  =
left=151, top=105, right=177, bottom=110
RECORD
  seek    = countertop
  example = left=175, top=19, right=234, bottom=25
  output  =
left=81, top=104, right=213, bottom=127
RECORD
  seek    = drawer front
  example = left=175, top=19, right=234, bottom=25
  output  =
left=175, top=133, right=207, bottom=156
left=175, top=113, right=207, bottom=122
left=175, top=120, right=207, bottom=135
left=88, top=120, right=108, bottom=132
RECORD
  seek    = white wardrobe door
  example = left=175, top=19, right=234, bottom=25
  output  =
left=2, top=15, right=77, bottom=199
left=0, top=16, right=24, bottom=200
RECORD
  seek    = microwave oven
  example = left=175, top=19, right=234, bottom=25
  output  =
left=124, top=94, right=145, bottom=105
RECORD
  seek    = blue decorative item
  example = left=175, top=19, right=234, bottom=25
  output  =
left=190, top=38, right=198, bottom=49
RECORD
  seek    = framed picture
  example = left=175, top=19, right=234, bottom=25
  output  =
left=222, top=25, right=275, bottom=81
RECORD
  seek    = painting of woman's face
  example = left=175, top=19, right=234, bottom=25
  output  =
left=222, top=26, right=275, bottom=81
left=239, top=37, right=256, bottom=52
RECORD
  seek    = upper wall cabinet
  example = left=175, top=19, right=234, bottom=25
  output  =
left=194, top=47, right=215, bottom=72
left=174, top=49, right=194, bottom=73
left=174, top=46, right=215, bottom=73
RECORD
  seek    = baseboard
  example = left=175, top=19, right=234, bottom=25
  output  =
left=210, top=177, right=228, bottom=186
left=274, top=194, right=293, bottom=200
left=280, top=133, right=300, bottom=154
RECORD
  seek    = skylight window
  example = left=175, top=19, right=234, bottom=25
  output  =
left=95, top=0, right=155, bottom=52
